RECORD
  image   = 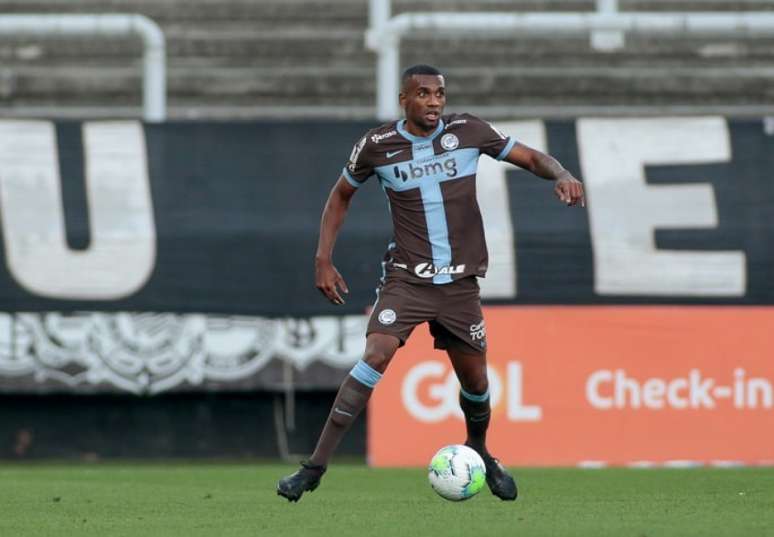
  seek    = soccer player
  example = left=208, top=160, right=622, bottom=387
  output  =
left=277, top=64, right=584, bottom=502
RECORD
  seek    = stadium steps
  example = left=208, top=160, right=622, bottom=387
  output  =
left=4, top=31, right=774, bottom=67
left=0, top=28, right=370, bottom=66
left=395, top=0, right=774, bottom=12
left=0, top=0, right=368, bottom=26
left=3, top=62, right=772, bottom=106
left=0, top=0, right=773, bottom=118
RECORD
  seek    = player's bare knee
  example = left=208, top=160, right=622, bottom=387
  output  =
left=461, top=376, right=489, bottom=397
left=363, top=344, right=395, bottom=373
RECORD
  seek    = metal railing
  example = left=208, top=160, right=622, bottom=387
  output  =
left=367, top=0, right=774, bottom=120
left=0, top=14, right=166, bottom=122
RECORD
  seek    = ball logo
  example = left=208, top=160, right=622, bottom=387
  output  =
left=378, top=309, right=397, bottom=325
left=401, top=360, right=542, bottom=423
left=441, top=133, right=459, bottom=151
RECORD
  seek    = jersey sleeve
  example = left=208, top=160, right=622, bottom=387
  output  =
left=342, top=133, right=375, bottom=188
left=464, top=114, right=517, bottom=161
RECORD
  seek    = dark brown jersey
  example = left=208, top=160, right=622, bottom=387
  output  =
left=342, top=113, right=516, bottom=285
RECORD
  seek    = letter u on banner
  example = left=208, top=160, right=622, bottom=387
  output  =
left=0, top=120, right=156, bottom=300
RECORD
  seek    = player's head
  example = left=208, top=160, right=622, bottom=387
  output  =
left=399, top=64, right=445, bottom=132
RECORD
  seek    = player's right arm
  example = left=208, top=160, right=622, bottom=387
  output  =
left=315, top=132, right=376, bottom=305
left=315, top=177, right=357, bottom=305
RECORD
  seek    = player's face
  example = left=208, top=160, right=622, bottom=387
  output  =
left=399, top=75, right=446, bottom=134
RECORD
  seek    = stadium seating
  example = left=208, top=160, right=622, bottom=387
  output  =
left=0, top=0, right=772, bottom=119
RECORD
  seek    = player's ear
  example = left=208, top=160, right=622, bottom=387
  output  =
left=398, top=91, right=406, bottom=108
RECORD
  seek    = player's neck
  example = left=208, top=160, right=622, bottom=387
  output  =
left=403, top=119, right=436, bottom=138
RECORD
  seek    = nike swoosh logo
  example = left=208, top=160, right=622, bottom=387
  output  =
left=333, top=407, right=353, bottom=417
left=386, top=150, right=404, bottom=158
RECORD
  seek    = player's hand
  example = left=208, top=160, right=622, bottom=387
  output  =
left=555, top=176, right=585, bottom=207
left=315, top=257, right=349, bottom=305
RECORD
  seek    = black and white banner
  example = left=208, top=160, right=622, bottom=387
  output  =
left=0, top=311, right=366, bottom=394
left=0, top=117, right=772, bottom=393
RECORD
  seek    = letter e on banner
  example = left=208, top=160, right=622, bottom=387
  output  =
left=578, top=117, right=745, bottom=296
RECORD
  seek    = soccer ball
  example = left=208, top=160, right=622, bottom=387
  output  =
left=428, top=444, right=486, bottom=501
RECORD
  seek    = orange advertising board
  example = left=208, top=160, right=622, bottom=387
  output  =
left=368, top=307, right=774, bottom=467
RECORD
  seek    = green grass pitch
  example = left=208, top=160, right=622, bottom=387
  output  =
left=1, top=464, right=772, bottom=537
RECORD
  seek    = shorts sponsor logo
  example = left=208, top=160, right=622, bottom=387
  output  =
left=414, top=262, right=466, bottom=278
left=469, top=320, right=486, bottom=343
left=371, top=130, right=397, bottom=143
left=440, top=133, right=459, bottom=151
left=378, top=308, right=397, bottom=325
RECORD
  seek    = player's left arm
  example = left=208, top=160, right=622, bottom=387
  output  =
left=503, top=144, right=585, bottom=207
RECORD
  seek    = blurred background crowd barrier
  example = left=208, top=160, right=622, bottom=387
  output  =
left=0, top=0, right=772, bottom=465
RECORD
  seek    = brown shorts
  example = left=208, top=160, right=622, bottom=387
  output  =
left=366, top=275, right=487, bottom=354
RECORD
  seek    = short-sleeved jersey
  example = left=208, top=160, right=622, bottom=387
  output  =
left=342, top=113, right=517, bottom=285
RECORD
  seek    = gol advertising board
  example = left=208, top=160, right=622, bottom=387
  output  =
left=368, top=306, right=774, bottom=467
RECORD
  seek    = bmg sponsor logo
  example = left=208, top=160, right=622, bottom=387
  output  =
left=393, top=157, right=458, bottom=182
left=401, top=360, right=542, bottom=423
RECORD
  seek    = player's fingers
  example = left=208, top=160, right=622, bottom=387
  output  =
left=571, top=184, right=582, bottom=205
left=326, top=282, right=345, bottom=305
left=563, top=185, right=573, bottom=205
left=331, top=288, right=345, bottom=305
left=317, top=282, right=340, bottom=304
left=336, top=275, right=349, bottom=295
left=555, top=184, right=569, bottom=204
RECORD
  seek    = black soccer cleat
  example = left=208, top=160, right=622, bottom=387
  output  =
left=481, top=453, right=518, bottom=501
left=276, top=461, right=326, bottom=503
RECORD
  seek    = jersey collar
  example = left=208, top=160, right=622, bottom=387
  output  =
left=396, top=118, right=445, bottom=143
